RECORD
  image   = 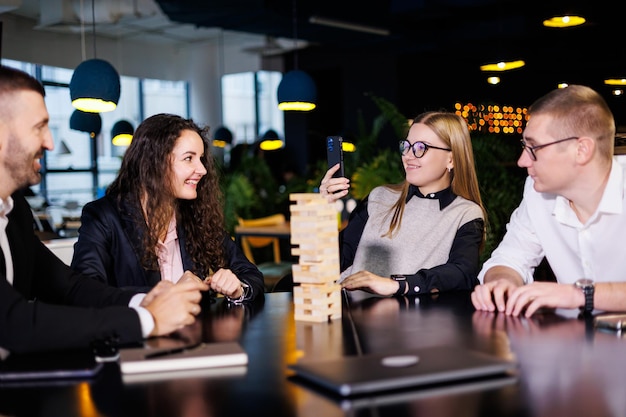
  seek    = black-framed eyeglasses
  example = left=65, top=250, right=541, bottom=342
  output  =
left=520, top=136, right=578, bottom=161
left=399, top=140, right=451, bottom=158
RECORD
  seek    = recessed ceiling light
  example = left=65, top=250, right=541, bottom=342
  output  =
left=480, top=60, right=525, bottom=72
left=543, top=16, right=586, bottom=28
left=487, top=76, right=500, bottom=85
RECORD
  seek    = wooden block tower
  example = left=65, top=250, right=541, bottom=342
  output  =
left=289, top=193, right=342, bottom=322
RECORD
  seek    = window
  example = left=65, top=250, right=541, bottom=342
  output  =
left=1, top=58, right=189, bottom=206
left=221, top=71, right=284, bottom=145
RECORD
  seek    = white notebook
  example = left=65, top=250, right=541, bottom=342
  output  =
left=119, top=342, right=248, bottom=375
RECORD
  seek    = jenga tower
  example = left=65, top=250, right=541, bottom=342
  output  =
left=289, top=193, right=342, bottom=322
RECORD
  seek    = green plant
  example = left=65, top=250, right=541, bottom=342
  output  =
left=471, top=133, right=526, bottom=261
left=351, top=148, right=404, bottom=200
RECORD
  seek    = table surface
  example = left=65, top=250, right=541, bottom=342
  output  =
left=2, top=291, right=626, bottom=417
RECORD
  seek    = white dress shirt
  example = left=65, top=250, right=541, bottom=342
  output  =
left=479, top=157, right=626, bottom=285
left=0, top=196, right=15, bottom=286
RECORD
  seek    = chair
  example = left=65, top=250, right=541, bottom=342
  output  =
left=237, top=214, right=293, bottom=292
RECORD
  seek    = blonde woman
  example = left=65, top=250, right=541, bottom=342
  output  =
left=320, top=111, right=486, bottom=297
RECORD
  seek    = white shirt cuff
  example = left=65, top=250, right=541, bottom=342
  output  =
left=129, top=293, right=155, bottom=338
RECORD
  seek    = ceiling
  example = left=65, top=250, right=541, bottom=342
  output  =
left=152, top=0, right=626, bottom=76
left=4, top=0, right=625, bottom=78
left=5, top=0, right=626, bottom=124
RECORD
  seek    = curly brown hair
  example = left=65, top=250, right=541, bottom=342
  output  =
left=107, top=113, right=225, bottom=277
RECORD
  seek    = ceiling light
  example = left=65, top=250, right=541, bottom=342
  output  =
left=480, top=60, right=525, bottom=72
left=543, top=15, right=586, bottom=28
left=277, top=70, right=317, bottom=111
left=70, top=59, right=121, bottom=112
left=558, top=83, right=569, bottom=89
left=277, top=0, right=316, bottom=112
left=612, top=89, right=623, bottom=96
left=69, top=109, right=102, bottom=138
left=111, top=120, right=134, bottom=147
left=604, top=79, right=626, bottom=86
left=259, top=129, right=284, bottom=151
left=69, top=0, right=121, bottom=113
left=342, top=141, right=356, bottom=152
left=212, top=126, right=233, bottom=148
left=487, top=76, right=500, bottom=85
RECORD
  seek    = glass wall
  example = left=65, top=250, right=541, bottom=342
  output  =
left=221, top=70, right=284, bottom=145
left=1, top=58, right=189, bottom=226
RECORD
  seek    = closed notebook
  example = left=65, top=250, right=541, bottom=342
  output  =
left=119, top=342, right=248, bottom=375
left=289, top=345, right=517, bottom=397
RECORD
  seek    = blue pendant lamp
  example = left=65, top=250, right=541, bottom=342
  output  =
left=69, top=0, right=121, bottom=113
left=259, top=129, right=284, bottom=151
left=69, top=109, right=102, bottom=138
left=277, top=0, right=316, bottom=111
left=212, top=126, right=233, bottom=148
left=111, top=120, right=134, bottom=147
left=277, top=70, right=316, bottom=111
left=70, top=59, right=121, bottom=113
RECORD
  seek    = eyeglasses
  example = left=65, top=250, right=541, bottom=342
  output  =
left=520, top=136, right=578, bottom=161
left=399, top=140, right=451, bottom=158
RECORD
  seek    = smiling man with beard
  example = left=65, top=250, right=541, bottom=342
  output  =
left=0, top=65, right=208, bottom=354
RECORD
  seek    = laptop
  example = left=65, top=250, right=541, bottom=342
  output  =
left=288, top=345, right=517, bottom=397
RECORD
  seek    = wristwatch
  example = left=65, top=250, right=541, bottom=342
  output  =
left=391, top=275, right=407, bottom=296
left=227, top=282, right=250, bottom=304
left=574, top=278, right=595, bottom=313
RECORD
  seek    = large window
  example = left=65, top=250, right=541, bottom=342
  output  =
left=1, top=59, right=189, bottom=208
left=221, top=71, right=283, bottom=145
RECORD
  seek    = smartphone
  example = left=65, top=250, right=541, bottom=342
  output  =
left=326, top=136, right=345, bottom=178
left=594, top=314, right=626, bottom=332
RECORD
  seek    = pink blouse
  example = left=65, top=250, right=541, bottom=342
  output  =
left=156, top=217, right=184, bottom=283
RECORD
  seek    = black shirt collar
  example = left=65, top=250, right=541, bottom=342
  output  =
left=406, top=184, right=456, bottom=210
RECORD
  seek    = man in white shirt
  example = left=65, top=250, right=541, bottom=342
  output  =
left=472, top=84, right=626, bottom=317
left=0, top=65, right=208, bottom=354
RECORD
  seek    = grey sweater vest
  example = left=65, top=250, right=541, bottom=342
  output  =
left=341, top=186, right=483, bottom=280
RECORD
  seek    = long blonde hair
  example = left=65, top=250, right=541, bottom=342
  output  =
left=385, top=111, right=487, bottom=247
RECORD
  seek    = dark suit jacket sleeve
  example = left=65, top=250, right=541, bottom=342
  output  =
left=222, top=234, right=265, bottom=302
left=0, top=194, right=143, bottom=354
left=72, top=197, right=159, bottom=291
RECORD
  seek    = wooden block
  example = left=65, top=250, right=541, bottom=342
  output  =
left=293, top=283, right=341, bottom=296
left=289, top=193, right=328, bottom=203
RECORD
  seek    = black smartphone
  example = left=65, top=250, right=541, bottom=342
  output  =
left=326, top=136, right=345, bottom=178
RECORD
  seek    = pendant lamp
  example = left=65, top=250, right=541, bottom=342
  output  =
left=69, top=0, right=121, bottom=113
left=111, top=120, right=134, bottom=147
left=277, top=70, right=316, bottom=111
left=70, top=59, right=121, bottom=112
left=69, top=109, right=102, bottom=138
left=277, top=0, right=316, bottom=111
left=212, top=126, right=233, bottom=148
left=259, top=129, right=284, bottom=151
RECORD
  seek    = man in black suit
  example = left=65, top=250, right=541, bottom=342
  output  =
left=0, top=65, right=209, bottom=354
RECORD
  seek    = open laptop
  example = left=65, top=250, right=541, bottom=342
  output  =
left=288, top=345, right=517, bottom=397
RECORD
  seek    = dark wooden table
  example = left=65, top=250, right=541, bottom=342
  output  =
left=1, top=291, right=626, bottom=417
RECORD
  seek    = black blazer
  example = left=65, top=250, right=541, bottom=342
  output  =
left=0, top=193, right=143, bottom=354
left=72, top=195, right=265, bottom=300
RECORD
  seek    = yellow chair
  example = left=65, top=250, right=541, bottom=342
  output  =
left=237, top=214, right=293, bottom=292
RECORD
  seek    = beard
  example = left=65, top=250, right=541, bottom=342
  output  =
left=4, top=132, right=43, bottom=191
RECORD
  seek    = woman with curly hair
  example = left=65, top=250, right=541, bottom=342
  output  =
left=72, top=113, right=263, bottom=303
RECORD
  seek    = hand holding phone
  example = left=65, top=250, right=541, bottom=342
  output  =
left=326, top=136, right=345, bottom=178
